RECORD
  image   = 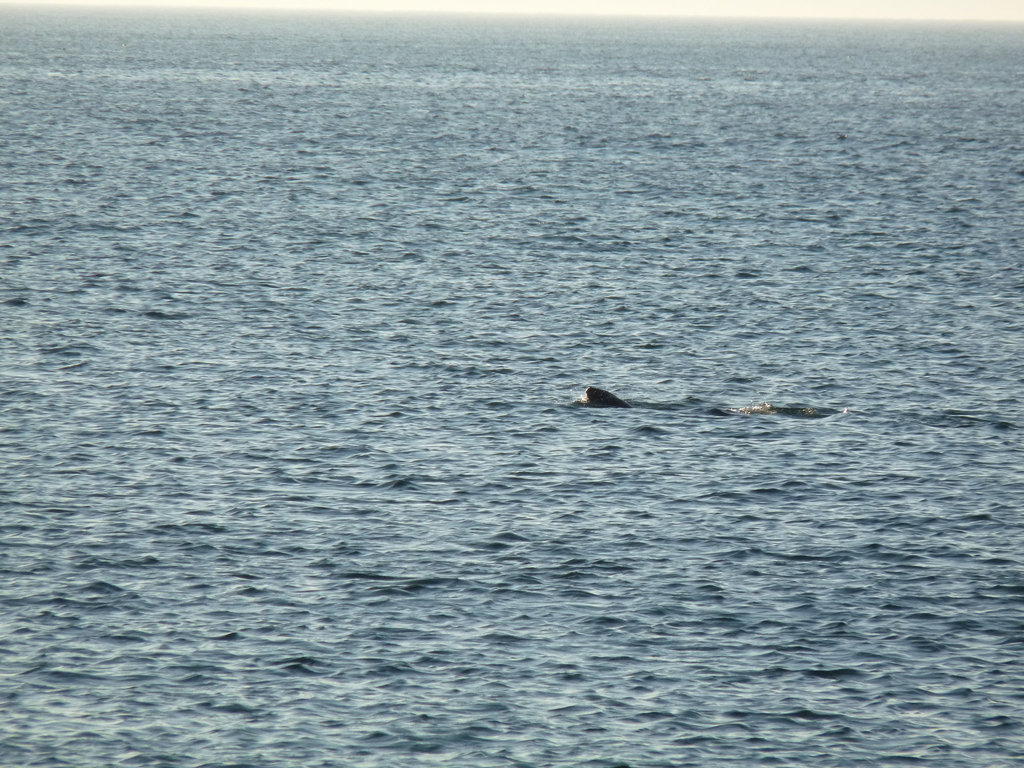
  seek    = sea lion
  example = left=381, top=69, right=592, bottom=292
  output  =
left=581, top=386, right=631, bottom=408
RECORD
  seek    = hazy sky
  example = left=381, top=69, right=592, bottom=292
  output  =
left=6, top=0, right=1024, bottom=21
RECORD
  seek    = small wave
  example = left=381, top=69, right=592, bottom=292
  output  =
left=142, top=309, right=189, bottom=320
left=630, top=424, right=669, bottom=436
left=38, top=342, right=98, bottom=356
left=368, top=577, right=464, bottom=595
left=805, top=668, right=865, bottom=680
left=79, top=580, right=126, bottom=595
left=274, top=656, right=325, bottom=675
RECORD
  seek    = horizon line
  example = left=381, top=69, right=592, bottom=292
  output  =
left=2, top=1, right=1024, bottom=24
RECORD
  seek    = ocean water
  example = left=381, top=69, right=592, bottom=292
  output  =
left=2, top=7, right=1024, bottom=767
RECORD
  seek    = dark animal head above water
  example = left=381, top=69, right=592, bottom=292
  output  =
left=582, top=387, right=631, bottom=408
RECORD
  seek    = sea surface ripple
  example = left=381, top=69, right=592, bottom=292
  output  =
left=2, top=9, right=1024, bottom=767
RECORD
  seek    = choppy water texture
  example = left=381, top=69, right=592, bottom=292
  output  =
left=3, top=8, right=1024, bottom=767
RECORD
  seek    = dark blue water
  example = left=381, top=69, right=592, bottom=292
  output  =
left=3, top=8, right=1024, bottom=767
